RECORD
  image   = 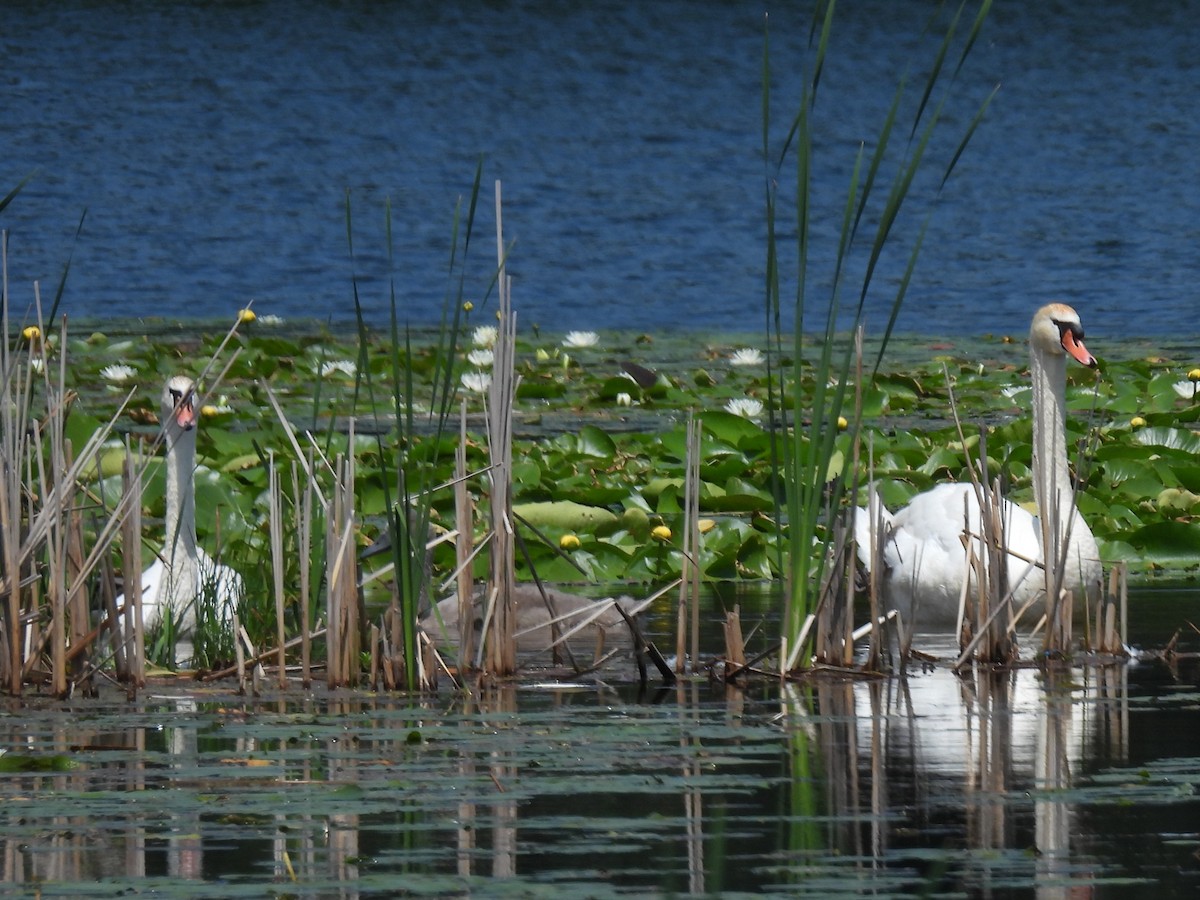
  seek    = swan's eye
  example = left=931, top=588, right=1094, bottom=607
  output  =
left=168, top=388, right=193, bottom=409
left=1052, top=319, right=1084, bottom=342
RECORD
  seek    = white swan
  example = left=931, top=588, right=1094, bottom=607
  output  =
left=117, top=375, right=243, bottom=648
left=856, top=303, right=1102, bottom=629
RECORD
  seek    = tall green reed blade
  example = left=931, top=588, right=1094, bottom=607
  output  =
left=0, top=171, right=36, bottom=217
left=349, top=163, right=484, bottom=690
left=764, top=1, right=993, bottom=673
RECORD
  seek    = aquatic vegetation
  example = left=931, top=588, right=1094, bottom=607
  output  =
left=724, top=396, right=764, bottom=419
left=471, top=325, right=498, bottom=348
left=729, top=347, right=764, bottom=366
left=466, top=348, right=494, bottom=368
left=52, top=322, right=1200, bottom=592
left=100, top=362, right=137, bottom=383
left=319, top=359, right=357, bottom=378
left=562, top=330, right=600, bottom=349
left=761, top=0, right=997, bottom=671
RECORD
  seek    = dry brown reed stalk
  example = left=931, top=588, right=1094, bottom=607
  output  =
left=325, top=447, right=359, bottom=687
left=859, top=432, right=905, bottom=666
left=723, top=604, right=746, bottom=672
left=862, top=481, right=905, bottom=660
left=1076, top=562, right=1123, bottom=655
left=65, top=466, right=88, bottom=686
left=293, top=453, right=314, bottom=687
left=809, top=510, right=857, bottom=667
left=119, top=440, right=143, bottom=682
left=851, top=330, right=885, bottom=674
left=454, top=400, right=475, bottom=672
left=943, top=375, right=1025, bottom=665
left=674, top=414, right=701, bottom=675
left=268, top=451, right=287, bottom=688
left=36, top=381, right=68, bottom=695
left=0, top=274, right=147, bottom=694
left=484, top=179, right=518, bottom=677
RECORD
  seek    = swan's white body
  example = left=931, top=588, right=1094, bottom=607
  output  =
left=857, top=304, right=1102, bottom=628
left=118, top=376, right=243, bottom=643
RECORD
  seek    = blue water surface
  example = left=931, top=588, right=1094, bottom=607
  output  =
left=2, top=0, right=1197, bottom=336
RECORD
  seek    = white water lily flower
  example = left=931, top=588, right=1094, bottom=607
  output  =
left=725, top=397, right=764, bottom=418
left=472, top=325, right=498, bottom=348
left=616, top=392, right=633, bottom=407
left=1001, top=385, right=1029, bottom=400
left=29, top=357, right=45, bottom=374
left=321, top=359, right=357, bottom=378
left=101, top=364, right=137, bottom=383
left=1173, top=381, right=1198, bottom=400
left=729, top=348, right=765, bottom=366
left=562, top=330, right=599, bottom=349
left=258, top=313, right=284, bottom=326
left=467, top=348, right=494, bottom=368
left=461, top=371, right=492, bottom=393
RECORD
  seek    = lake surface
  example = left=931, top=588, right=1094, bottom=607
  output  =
left=2, top=584, right=1199, bottom=897
left=2, top=0, right=1197, bottom=337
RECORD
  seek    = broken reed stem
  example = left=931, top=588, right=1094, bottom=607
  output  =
left=723, top=604, right=746, bottom=669
left=119, top=438, right=142, bottom=682
left=945, top=376, right=1024, bottom=665
left=485, top=179, right=518, bottom=677
left=326, top=448, right=359, bottom=688
left=676, top=413, right=701, bottom=675
left=455, top=400, right=475, bottom=672
left=293, top=454, right=313, bottom=687
left=66, top=468, right=89, bottom=689
left=269, top=452, right=287, bottom=688
left=42, top=318, right=70, bottom=695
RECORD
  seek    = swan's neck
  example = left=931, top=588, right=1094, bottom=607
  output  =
left=162, top=425, right=198, bottom=595
left=1031, top=346, right=1072, bottom=516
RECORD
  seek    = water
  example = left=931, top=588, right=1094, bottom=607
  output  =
left=2, top=1, right=1197, bottom=336
left=1, top=585, right=1198, bottom=897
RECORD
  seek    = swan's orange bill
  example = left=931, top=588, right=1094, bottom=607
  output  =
left=1061, top=329, right=1096, bottom=368
left=174, top=398, right=197, bottom=431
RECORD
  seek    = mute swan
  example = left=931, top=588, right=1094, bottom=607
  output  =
left=856, top=303, right=1102, bottom=629
left=117, top=375, right=243, bottom=651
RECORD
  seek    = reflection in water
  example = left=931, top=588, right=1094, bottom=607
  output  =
left=0, top=663, right=1165, bottom=897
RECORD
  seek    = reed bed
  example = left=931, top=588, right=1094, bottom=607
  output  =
left=763, top=1, right=998, bottom=676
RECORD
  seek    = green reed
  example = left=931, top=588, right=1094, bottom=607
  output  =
left=349, top=162, right=485, bottom=690
left=764, top=0, right=995, bottom=672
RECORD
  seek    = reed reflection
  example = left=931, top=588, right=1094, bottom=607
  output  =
left=774, top=659, right=1130, bottom=894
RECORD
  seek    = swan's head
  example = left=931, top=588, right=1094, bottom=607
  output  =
left=1031, top=303, right=1096, bottom=368
left=162, top=375, right=198, bottom=435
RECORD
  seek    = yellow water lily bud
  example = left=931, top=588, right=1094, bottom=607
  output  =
left=1130, top=415, right=1147, bottom=428
left=201, top=405, right=220, bottom=418
left=463, top=301, right=474, bottom=312
left=651, top=524, right=672, bottom=541
left=837, top=416, right=848, bottom=430
left=697, top=518, right=716, bottom=534
left=21, top=325, right=41, bottom=343
left=559, top=533, right=581, bottom=551
left=237, top=308, right=256, bottom=324
left=1189, top=368, right=1200, bottom=382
